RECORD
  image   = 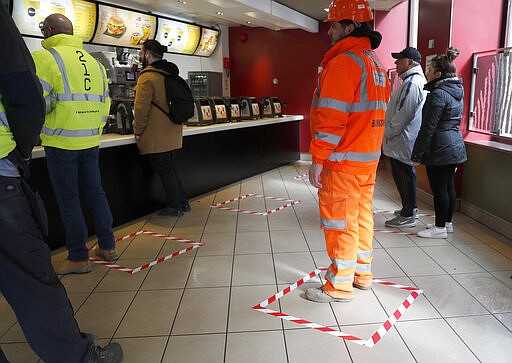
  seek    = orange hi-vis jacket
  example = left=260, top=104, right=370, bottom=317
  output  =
left=310, top=36, right=390, bottom=175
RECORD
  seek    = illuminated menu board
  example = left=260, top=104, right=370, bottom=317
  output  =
left=11, top=0, right=96, bottom=42
left=92, top=4, right=156, bottom=48
left=193, top=27, right=219, bottom=57
left=155, top=18, right=200, bottom=55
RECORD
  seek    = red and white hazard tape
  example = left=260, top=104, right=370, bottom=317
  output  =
left=253, top=267, right=423, bottom=348
left=373, top=229, right=419, bottom=236
left=373, top=209, right=434, bottom=218
left=294, top=172, right=309, bottom=180
left=89, top=230, right=203, bottom=274
left=211, top=193, right=301, bottom=216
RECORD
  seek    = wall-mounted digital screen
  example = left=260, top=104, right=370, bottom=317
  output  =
left=193, top=27, right=219, bottom=57
left=92, top=4, right=156, bottom=48
left=155, top=18, right=200, bottom=55
left=11, top=0, right=96, bottom=42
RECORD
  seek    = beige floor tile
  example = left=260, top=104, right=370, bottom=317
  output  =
left=114, top=336, right=167, bottom=363
left=345, top=324, right=415, bottom=363
left=162, top=334, right=225, bottom=363
left=278, top=282, right=340, bottom=329
left=331, top=289, right=389, bottom=325
left=411, top=275, right=488, bottom=317
left=495, top=312, right=512, bottom=330
left=273, top=252, right=317, bottom=284
left=268, top=210, right=301, bottom=231
left=396, top=319, right=479, bottom=362
left=172, top=287, right=229, bottom=334
left=453, top=273, right=512, bottom=313
left=236, top=213, right=270, bottom=232
left=0, top=342, right=39, bottom=363
left=118, top=234, right=166, bottom=260
left=94, top=261, right=149, bottom=292
left=232, top=254, right=276, bottom=286
left=197, top=232, right=236, bottom=256
left=302, top=228, right=325, bottom=251
left=59, top=265, right=109, bottom=293
left=186, top=255, right=232, bottom=288
left=115, top=290, right=182, bottom=337
left=421, top=245, right=486, bottom=274
left=141, top=256, right=194, bottom=290
left=456, top=243, right=512, bottom=271
left=235, top=231, right=272, bottom=254
left=74, top=291, right=136, bottom=338
left=371, top=249, right=407, bottom=278
left=285, top=328, right=352, bottom=362
left=446, top=315, right=512, bottom=362
left=0, top=298, right=17, bottom=338
left=270, top=230, right=310, bottom=253
left=225, top=331, right=287, bottom=363
left=203, top=213, right=238, bottom=234
left=374, top=232, right=416, bottom=248
left=385, top=247, right=446, bottom=276
left=228, top=285, right=282, bottom=332
left=311, top=251, right=331, bottom=268
left=490, top=270, right=512, bottom=288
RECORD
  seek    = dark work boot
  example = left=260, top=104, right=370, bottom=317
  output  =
left=83, top=342, right=123, bottom=363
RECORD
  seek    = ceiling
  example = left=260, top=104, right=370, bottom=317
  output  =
left=106, top=0, right=407, bottom=33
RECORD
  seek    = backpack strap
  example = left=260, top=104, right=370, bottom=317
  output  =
left=141, top=69, right=169, bottom=117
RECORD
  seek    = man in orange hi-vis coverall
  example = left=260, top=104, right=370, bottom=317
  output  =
left=306, top=0, right=390, bottom=303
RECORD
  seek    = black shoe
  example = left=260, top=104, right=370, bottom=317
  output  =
left=180, top=202, right=191, bottom=212
left=84, top=342, right=123, bottom=363
left=156, top=207, right=184, bottom=216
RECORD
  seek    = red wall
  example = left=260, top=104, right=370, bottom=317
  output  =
left=229, top=24, right=331, bottom=152
left=229, top=8, right=410, bottom=153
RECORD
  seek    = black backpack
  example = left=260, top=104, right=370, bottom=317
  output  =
left=145, top=70, right=195, bottom=124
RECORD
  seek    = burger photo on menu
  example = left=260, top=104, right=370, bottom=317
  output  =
left=104, top=15, right=126, bottom=37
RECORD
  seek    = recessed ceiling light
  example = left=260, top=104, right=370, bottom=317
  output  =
left=324, top=8, right=329, bottom=12
left=246, top=21, right=251, bottom=24
left=178, top=0, right=187, bottom=4
left=216, top=11, right=224, bottom=15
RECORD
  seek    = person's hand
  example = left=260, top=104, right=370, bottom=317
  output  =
left=134, top=134, right=141, bottom=141
left=412, top=161, right=421, bottom=167
left=309, top=162, right=323, bottom=189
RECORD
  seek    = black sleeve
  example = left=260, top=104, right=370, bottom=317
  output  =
left=411, top=90, right=445, bottom=163
left=0, top=2, right=45, bottom=159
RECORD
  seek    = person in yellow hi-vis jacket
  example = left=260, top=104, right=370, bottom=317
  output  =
left=32, top=14, right=118, bottom=275
left=306, top=0, right=390, bottom=303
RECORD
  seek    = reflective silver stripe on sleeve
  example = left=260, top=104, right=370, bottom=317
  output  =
left=326, top=269, right=354, bottom=284
left=330, top=257, right=357, bottom=270
left=314, top=131, right=341, bottom=146
left=0, top=112, right=8, bottom=127
left=48, top=48, right=105, bottom=103
left=102, top=115, right=109, bottom=123
left=312, top=97, right=352, bottom=113
left=355, top=263, right=372, bottom=272
left=328, top=150, right=381, bottom=162
left=321, top=218, right=346, bottom=229
left=39, top=78, right=52, bottom=93
left=357, top=250, right=373, bottom=260
left=42, top=125, right=99, bottom=137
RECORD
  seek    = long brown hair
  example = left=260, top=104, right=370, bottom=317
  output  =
left=431, top=46, right=460, bottom=77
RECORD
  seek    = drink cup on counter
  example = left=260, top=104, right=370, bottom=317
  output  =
left=51, top=1, right=66, bottom=14
left=130, top=32, right=143, bottom=45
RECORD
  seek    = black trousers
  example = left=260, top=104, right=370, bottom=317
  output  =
left=147, top=151, right=187, bottom=209
left=0, top=176, right=88, bottom=362
left=389, top=158, right=417, bottom=217
left=426, top=164, right=457, bottom=227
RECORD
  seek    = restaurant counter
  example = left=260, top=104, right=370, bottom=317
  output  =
left=29, top=115, right=302, bottom=249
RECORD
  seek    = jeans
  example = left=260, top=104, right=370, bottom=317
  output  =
left=426, top=164, right=457, bottom=227
left=0, top=176, right=89, bottom=362
left=45, top=146, right=114, bottom=261
left=389, top=158, right=417, bottom=216
left=147, top=151, right=187, bottom=208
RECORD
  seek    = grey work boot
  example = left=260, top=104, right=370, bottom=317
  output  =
left=84, top=342, right=123, bottom=363
left=385, top=215, right=416, bottom=228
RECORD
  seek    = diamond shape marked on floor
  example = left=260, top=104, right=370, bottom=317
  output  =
left=89, top=230, right=203, bottom=274
left=211, top=193, right=301, bottom=216
left=252, top=267, right=423, bottom=348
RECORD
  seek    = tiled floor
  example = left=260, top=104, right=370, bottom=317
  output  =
left=1, top=162, right=512, bottom=362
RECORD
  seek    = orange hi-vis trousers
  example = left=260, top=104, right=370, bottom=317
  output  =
left=318, top=169, right=376, bottom=299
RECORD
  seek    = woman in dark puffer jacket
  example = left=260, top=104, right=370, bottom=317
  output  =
left=411, top=47, right=467, bottom=238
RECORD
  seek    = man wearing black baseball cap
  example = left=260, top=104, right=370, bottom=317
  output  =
left=383, top=46, right=427, bottom=228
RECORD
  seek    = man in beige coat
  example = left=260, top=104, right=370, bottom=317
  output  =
left=133, top=40, right=189, bottom=216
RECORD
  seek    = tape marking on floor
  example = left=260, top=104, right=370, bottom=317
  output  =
left=89, top=230, right=203, bottom=274
left=252, top=267, right=423, bottom=348
left=211, top=193, right=301, bottom=216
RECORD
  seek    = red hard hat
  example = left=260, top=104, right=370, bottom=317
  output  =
left=324, top=0, right=373, bottom=23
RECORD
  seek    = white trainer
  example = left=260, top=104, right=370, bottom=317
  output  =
left=417, top=226, right=447, bottom=238
left=427, top=222, right=453, bottom=233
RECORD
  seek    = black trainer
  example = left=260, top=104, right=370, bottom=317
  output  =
left=84, top=342, right=123, bottom=363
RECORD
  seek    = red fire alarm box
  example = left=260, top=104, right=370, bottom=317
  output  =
left=223, top=57, right=231, bottom=69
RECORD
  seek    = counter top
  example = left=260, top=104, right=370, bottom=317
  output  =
left=32, top=115, right=303, bottom=159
